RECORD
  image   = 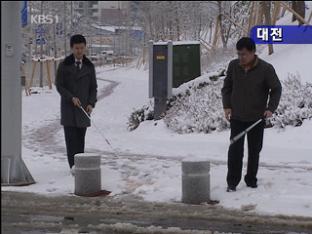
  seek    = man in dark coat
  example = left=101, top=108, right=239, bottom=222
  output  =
left=56, top=34, right=98, bottom=173
left=221, top=37, right=282, bottom=192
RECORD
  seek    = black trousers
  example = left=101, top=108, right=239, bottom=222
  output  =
left=63, top=126, right=87, bottom=168
left=227, top=118, right=265, bottom=187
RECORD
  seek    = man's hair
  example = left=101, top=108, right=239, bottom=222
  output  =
left=70, top=34, right=86, bottom=47
left=236, top=37, right=256, bottom=51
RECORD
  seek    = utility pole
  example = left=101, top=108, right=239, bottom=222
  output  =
left=1, top=1, right=35, bottom=185
left=64, top=1, right=67, bottom=56
left=71, top=1, right=73, bottom=35
left=39, top=1, right=43, bottom=88
left=53, top=18, right=57, bottom=75
left=29, top=1, right=33, bottom=62
left=113, top=35, right=116, bottom=67
left=34, top=2, right=38, bottom=57
left=90, top=36, right=93, bottom=56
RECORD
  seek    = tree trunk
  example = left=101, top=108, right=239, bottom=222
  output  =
left=292, top=1, right=305, bottom=25
left=262, top=1, right=273, bottom=55
left=218, top=1, right=227, bottom=49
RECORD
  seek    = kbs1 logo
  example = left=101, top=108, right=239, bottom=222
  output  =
left=31, top=15, right=59, bottom=24
left=250, top=25, right=312, bottom=44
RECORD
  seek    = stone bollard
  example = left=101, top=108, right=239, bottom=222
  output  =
left=182, top=161, right=210, bottom=204
left=74, top=153, right=101, bottom=196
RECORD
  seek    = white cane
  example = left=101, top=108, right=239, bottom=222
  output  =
left=79, top=105, right=119, bottom=158
left=230, top=118, right=264, bottom=145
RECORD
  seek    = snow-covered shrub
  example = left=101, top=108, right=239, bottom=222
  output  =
left=127, top=71, right=227, bottom=132
left=128, top=72, right=312, bottom=133
left=270, top=73, right=312, bottom=128
left=127, top=102, right=154, bottom=131
left=164, top=79, right=228, bottom=133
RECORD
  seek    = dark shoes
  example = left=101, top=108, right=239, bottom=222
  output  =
left=246, top=183, right=258, bottom=188
left=226, top=176, right=258, bottom=192
left=70, top=165, right=75, bottom=176
left=226, top=186, right=236, bottom=192
left=244, top=176, right=257, bottom=188
left=226, top=183, right=257, bottom=192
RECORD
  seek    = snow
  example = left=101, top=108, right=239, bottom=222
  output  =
left=92, top=24, right=143, bottom=32
left=90, top=44, right=112, bottom=48
left=3, top=64, right=312, bottom=218
left=153, top=72, right=312, bottom=134
left=87, top=222, right=216, bottom=234
left=259, top=44, right=312, bottom=83
left=257, top=0, right=312, bottom=83
left=153, top=40, right=200, bottom=45
left=3, top=4, right=312, bottom=219
left=171, top=70, right=223, bottom=95
left=87, top=222, right=225, bottom=234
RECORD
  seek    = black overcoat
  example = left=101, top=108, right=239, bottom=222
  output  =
left=56, top=54, right=98, bottom=127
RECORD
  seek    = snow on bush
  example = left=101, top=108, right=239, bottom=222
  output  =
left=270, top=73, right=312, bottom=128
left=127, top=101, right=154, bottom=131
left=128, top=72, right=312, bottom=133
left=164, top=78, right=228, bottom=134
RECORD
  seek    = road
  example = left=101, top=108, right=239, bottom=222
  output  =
left=2, top=191, right=312, bottom=234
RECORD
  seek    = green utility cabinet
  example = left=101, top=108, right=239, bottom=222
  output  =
left=149, top=40, right=201, bottom=119
left=172, top=42, right=201, bottom=88
left=149, top=40, right=201, bottom=98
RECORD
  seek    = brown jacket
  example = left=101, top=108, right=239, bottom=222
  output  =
left=221, top=56, right=282, bottom=121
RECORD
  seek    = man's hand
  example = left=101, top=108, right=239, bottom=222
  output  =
left=72, top=97, right=81, bottom=107
left=86, top=105, right=93, bottom=115
left=224, top=108, right=232, bottom=121
left=263, top=110, right=273, bottom=118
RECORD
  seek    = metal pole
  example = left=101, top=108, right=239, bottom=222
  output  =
left=167, top=40, right=173, bottom=98
left=71, top=1, right=73, bottom=35
left=33, top=2, right=37, bottom=58
left=29, top=1, right=32, bottom=62
left=1, top=1, right=35, bottom=185
left=113, top=35, right=116, bottom=67
left=230, top=119, right=264, bottom=145
left=148, top=40, right=153, bottom=98
left=53, top=19, right=57, bottom=75
left=64, top=1, right=67, bottom=57
left=90, top=36, right=92, bottom=56
left=29, top=38, right=32, bottom=61
left=39, top=1, right=43, bottom=88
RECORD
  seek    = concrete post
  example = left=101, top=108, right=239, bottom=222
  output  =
left=74, top=153, right=101, bottom=196
left=1, top=1, right=35, bottom=186
left=182, top=161, right=210, bottom=204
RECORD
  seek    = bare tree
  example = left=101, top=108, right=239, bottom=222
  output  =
left=292, top=1, right=306, bottom=25
left=262, top=1, right=273, bottom=55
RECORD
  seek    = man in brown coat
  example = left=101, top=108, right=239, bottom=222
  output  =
left=221, top=37, right=282, bottom=192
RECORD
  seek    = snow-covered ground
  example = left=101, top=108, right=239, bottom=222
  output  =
left=258, top=1, right=312, bottom=83
left=3, top=58, right=312, bottom=218
left=3, top=4, right=312, bottom=218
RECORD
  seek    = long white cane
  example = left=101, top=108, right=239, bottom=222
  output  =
left=230, top=118, right=264, bottom=145
left=79, top=105, right=119, bottom=158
